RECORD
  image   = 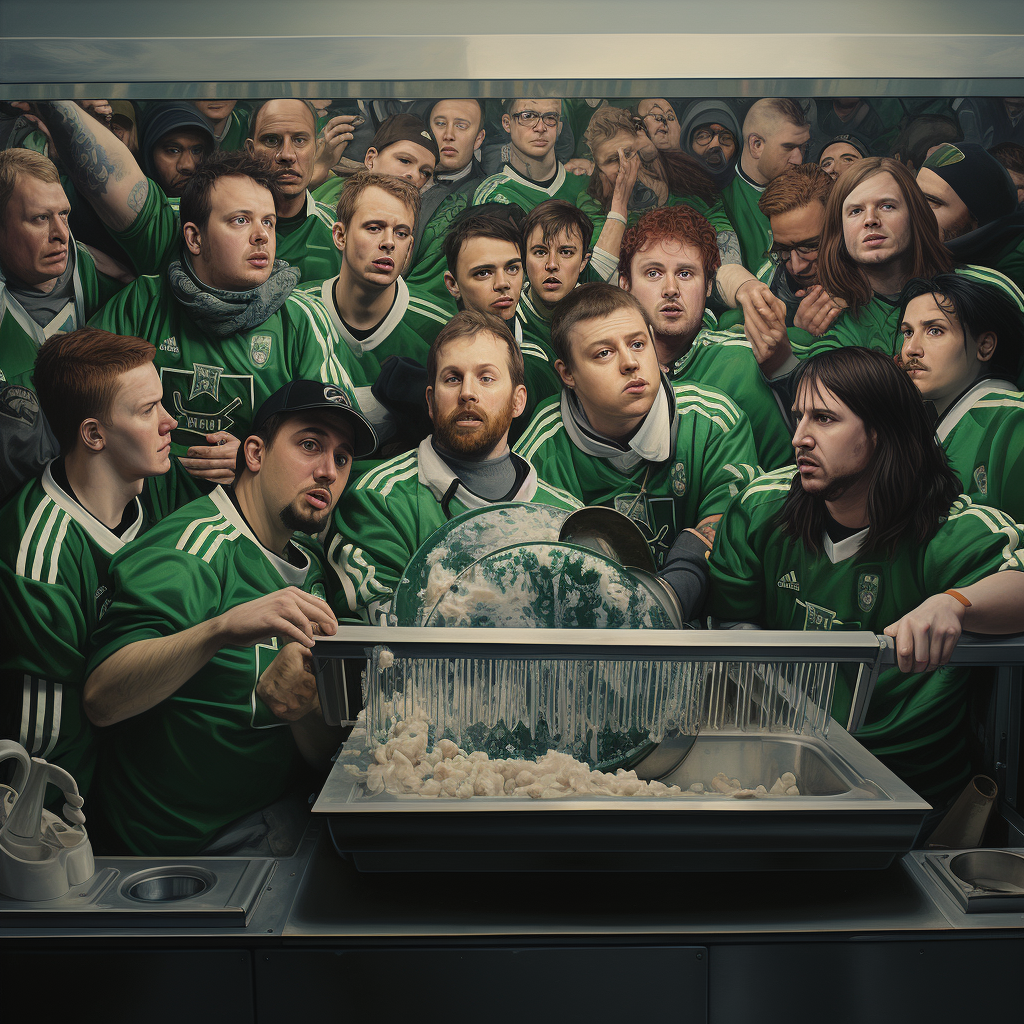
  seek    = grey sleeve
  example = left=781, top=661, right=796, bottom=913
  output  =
left=657, top=529, right=711, bottom=622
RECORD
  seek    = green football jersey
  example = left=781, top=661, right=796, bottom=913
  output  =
left=708, top=467, right=1024, bottom=803
left=575, top=189, right=734, bottom=250
left=311, top=175, right=344, bottom=212
left=510, top=314, right=563, bottom=440
left=474, top=162, right=590, bottom=213
left=515, top=381, right=760, bottom=565
left=214, top=107, right=250, bottom=153
left=518, top=285, right=557, bottom=358
left=0, top=455, right=201, bottom=797
left=275, top=194, right=342, bottom=284
left=404, top=188, right=475, bottom=311
left=720, top=169, right=771, bottom=274
left=666, top=326, right=794, bottom=471
left=0, top=241, right=122, bottom=498
left=0, top=464, right=146, bottom=798
left=937, top=380, right=1024, bottom=523
left=327, top=438, right=582, bottom=622
left=992, top=232, right=1024, bottom=294
left=114, top=182, right=341, bottom=283
left=296, top=275, right=434, bottom=386
left=89, top=274, right=355, bottom=458
left=789, top=264, right=1024, bottom=364
left=86, top=487, right=328, bottom=856
left=403, top=282, right=459, bottom=347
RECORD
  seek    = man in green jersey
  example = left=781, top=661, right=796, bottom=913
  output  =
left=708, top=347, right=1024, bottom=807
left=898, top=274, right=1024, bottom=521
left=0, top=328, right=180, bottom=800
left=328, top=311, right=580, bottom=624
left=786, top=157, right=956, bottom=362
left=298, top=172, right=433, bottom=387
left=748, top=164, right=841, bottom=335
left=90, top=151, right=353, bottom=486
left=722, top=99, right=810, bottom=273
left=618, top=206, right=793, bottom=471
left=83, top=379, right=376, bottom=856
left=27, top=98, right=339, bottom=283
left=0, top=148, right=125, bottom=498
left=474, top=99, right=589, bottom=213
left=403, top=100, right=488, bottom=317
left=519, top=200, right=598, bottom=354
left=515, top=284, right=759, bottom=570
left=441, top=206, right=563, bottom=433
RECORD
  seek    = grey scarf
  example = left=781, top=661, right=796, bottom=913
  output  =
left=167, top=256, right=300, bottom=338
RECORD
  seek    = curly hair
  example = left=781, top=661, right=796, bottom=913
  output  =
left=618, top=205, right=721, bottom=288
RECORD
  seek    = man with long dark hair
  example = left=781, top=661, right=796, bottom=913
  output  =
left=897, top=273, right=1024, bottom=521
left=709, top=347, right=1024, bottom=807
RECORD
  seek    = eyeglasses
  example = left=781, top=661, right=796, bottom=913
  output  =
left=642, top=112, right=677, bottom=127
left=765, top=240, right=820, bottom=265
left=692, top=127, right=735, bottom=147
left=509, top=110, right=560, bottom=128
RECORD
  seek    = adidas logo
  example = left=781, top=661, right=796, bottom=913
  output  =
left=777, top=570, right=800, bottom=591
left=159, top=336, right=180, bottom=355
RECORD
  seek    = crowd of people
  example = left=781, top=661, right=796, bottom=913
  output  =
left=1, top=92, right=1024, bottom=856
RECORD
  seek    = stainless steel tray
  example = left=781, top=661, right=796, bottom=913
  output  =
left=315, top=719, right=929, bottom=873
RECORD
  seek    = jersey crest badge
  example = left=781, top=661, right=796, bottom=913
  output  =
left=249, top=335, right=272, bottom=367
left=670, top=461, right=687, bottom=496
left=159, top=336, right=180, bottom=355
left=614, top=492, right=650, bottom=528
left=0, top=384, right=38, bottom=425
left=189, top=363, right=224, bottom=401
left=857, top=573, right=880, bottom=612
left=973, top=465, right=988, bottom=496
left=777, top=570, right=800, bottom=591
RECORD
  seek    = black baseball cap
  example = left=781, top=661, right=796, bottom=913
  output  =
left=370, top=113, right=440, bottom=162
left=816, top=134, right=870, bottom=163
left=252, top=379, right=378, bottom=458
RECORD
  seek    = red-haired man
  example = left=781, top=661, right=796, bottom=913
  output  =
left=618, top=206, right=793, bottom=470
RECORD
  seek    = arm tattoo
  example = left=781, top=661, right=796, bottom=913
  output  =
left=127, top=179, right=148, bottom=215
left=44, top=101, right=126, bottom=199
left=716, top=229, right=742, bottom=267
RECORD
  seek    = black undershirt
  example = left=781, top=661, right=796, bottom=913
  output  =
left=823, top=507, right=866, bottom=544
left=51, top=457, right=138, bottom=538
left=333, top=282, right=398, bottom=342
left=522, top=168, right=557, bottom=190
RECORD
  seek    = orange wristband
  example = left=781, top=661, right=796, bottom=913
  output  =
left=944, top=589, right=972, bottom=608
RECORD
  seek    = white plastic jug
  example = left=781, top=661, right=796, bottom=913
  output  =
left=0, top=740, right=95, bottom=901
